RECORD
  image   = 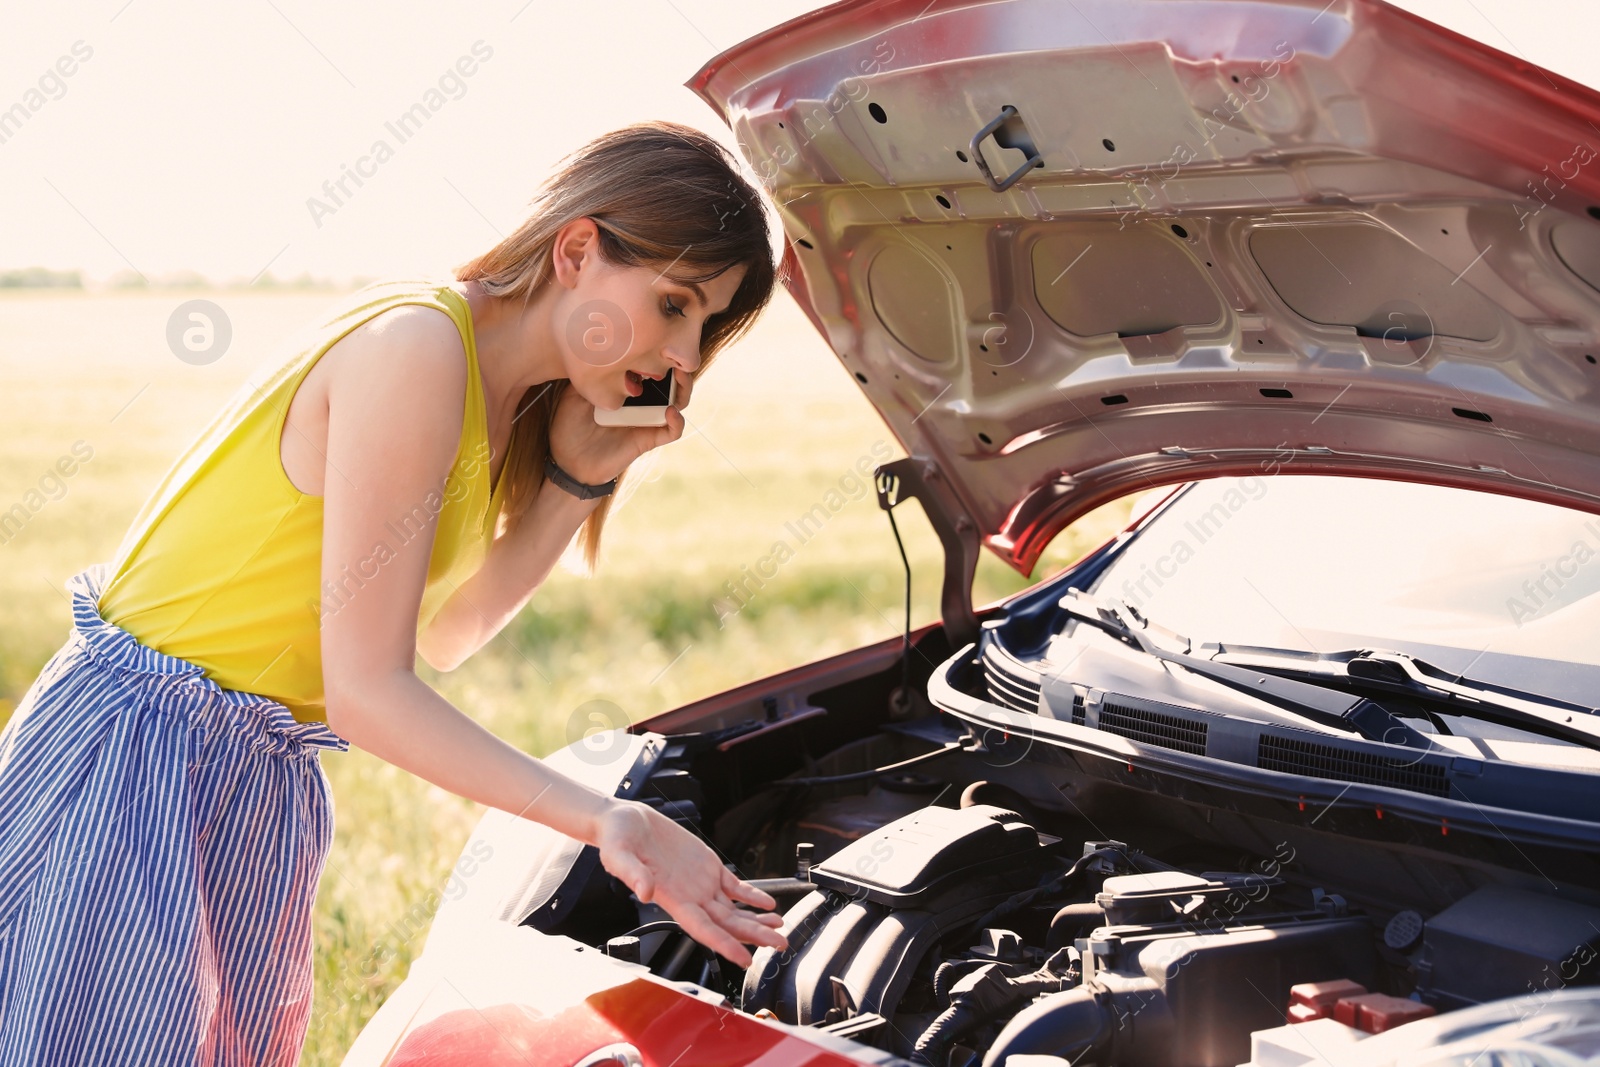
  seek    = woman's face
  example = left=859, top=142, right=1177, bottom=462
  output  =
left=550, top=220, right=749, bottom=411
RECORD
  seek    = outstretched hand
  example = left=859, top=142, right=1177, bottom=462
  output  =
left=548, top=367, right=694, bottom=486
left=592, top=798, right=787, bottom=968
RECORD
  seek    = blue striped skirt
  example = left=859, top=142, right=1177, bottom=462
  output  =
left=0, top=561, right=348, bottom=1066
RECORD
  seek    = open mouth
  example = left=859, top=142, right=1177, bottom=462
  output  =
left=624, top=369, right=664, bottom=397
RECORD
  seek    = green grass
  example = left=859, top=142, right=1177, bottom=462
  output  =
left=0, top=288, right=1132, bottom=1063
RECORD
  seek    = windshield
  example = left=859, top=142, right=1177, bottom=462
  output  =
left=1090, top=476, right=1600, bottom=704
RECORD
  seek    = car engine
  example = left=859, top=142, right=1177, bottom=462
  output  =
left=541, top=739, right=1600, bottom=1067
left=740, top=801, right=1388, bottom=1067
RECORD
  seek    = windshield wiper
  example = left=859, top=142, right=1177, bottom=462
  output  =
left=1058, top=589, right=1600, bottom=755
left=1057, top=590, right=1435, bottom=750
left=1213, top=644, right=1600, bottom=753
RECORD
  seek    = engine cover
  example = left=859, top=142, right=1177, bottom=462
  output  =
left=809, top=804, right=1049, bottom=907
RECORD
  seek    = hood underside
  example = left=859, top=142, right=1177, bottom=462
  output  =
left=691, top=0, right=1600, bottom=574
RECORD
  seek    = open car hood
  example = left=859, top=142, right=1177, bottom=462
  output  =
left=690, top=0, right=1600, bottom=575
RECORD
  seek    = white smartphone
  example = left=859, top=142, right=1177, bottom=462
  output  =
left=594, top=371, right=677, bottom=427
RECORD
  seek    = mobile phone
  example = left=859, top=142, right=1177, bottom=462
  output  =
left=594, top=371, right=677, bottom=427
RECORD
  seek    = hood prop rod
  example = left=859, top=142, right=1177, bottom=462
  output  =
left=884, top=491, right=914, bottom=705
left=875, top=457, right=983, bottom=688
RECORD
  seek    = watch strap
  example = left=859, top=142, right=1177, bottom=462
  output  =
left=543, top=455, right=617, bottom=500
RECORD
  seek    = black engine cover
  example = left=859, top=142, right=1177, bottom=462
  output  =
left=809, top=804, right=1048, bottom=907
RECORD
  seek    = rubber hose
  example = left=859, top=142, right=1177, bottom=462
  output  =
left=1046, top=902, right=1105, bottom=950
left=912, top=1002, right=981, bottom=1065
left=917, top=970, right=1062, bottom=1066
left=932, top=958, right=991, bottom=1007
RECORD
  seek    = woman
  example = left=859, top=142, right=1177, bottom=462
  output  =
left=0, top=121, right=789, bottom=1065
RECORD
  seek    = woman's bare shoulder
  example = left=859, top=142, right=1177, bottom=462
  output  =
left=324, top=303, right=470, bottom=416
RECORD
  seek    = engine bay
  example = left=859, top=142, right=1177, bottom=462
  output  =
left=529, top=695, right=1600, bottom=1067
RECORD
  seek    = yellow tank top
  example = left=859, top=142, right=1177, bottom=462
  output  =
left=96, top=277, right=506, bottom=724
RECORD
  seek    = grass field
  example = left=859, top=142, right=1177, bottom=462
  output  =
left=0, top=286, right=1133, bottom=1063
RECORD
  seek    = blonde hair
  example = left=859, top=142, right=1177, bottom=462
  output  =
left=453, top=121, right=780, bottom=572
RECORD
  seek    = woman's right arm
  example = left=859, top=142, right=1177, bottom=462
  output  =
left=315, top=308, right=786, bottom=965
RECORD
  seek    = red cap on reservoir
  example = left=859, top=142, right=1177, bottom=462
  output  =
left=1288, top=979, right=1369, bottom=1021
left=1334, top=992, right=1437, bottom=1033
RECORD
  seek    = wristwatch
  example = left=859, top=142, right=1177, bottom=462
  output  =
left=544, top=455, right=617, bottom=500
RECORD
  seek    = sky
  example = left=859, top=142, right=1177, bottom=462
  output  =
left=1, top=0, right=1596, bottom=286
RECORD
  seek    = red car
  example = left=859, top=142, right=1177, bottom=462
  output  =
left=344, top=0, right=1600, bottom=1063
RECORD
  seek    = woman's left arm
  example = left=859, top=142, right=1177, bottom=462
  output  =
left=418, top=476, right=600, bottom=671
left=418, top=368, right=694, bottom=671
